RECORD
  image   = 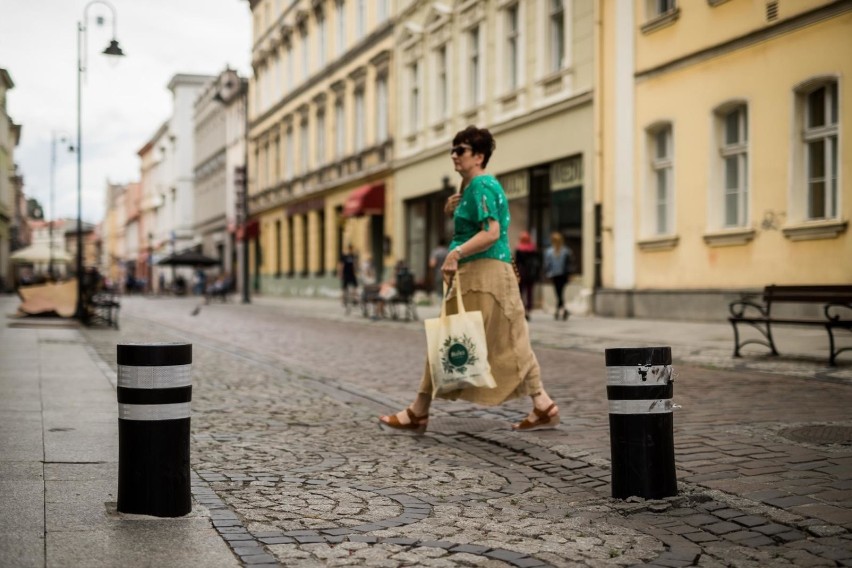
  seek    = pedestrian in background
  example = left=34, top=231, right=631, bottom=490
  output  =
left=544, top=232, right=572, bottom=321
left=429, top=238, right=449, bottom=301
left=379, top=125, right=559, bottom=434
left=514, top=231, right=540, bottom=321
left=338, top=244, right=359, bottom=306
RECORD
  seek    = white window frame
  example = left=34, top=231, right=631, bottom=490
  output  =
left=335, top=98, right=345, bottom=158
left=316, top=110, right=326, bottom=166
left=286, top=45, right=294, bottom=91
left=336, top=0, right=346, bottom=57
left=548, top=0, right=565, bottom=74
left=468, top=25, right=481, bottom=108
left=408, top=61, right=421, bottom=134
left=717, top=104, right=749, bottom=228
left=647, top=124, right=674, bottom=236
left=300, top=119, right=309, bottom=173
left=376, top=75, right=388, bottom=143
left=356, top=0, right=365, bottom=40
left=377, top=0, right=389, bottom=22
left=300, top=26, right=309, bottom=81
left=285, top=126, right=294, bottom=181
left=505, top=3, right=521, bottom=92
left=434, top=44, right=449, bottom=121
left=317, top=11, right=327, bottom=68
left=354, top=88, right=365, bottom=152
left=802, top=81, right=839, bottom=220
left=647, top=0, right=677, bottom=18
left=274, top=51, right=281, bottom=101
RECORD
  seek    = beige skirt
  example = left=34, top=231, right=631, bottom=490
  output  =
left=418, top=258, right=542, bottom=406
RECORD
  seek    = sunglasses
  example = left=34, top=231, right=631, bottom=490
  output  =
left=450, top=145, right=472, bottom=157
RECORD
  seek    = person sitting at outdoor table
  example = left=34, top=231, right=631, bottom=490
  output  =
left=371, top=260, right=412, bottom=320
left=204, top=273, right=231, bottom=303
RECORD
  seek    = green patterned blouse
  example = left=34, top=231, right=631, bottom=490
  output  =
left=449, top=174, right=512, bottom=265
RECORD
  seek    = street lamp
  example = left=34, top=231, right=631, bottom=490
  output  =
left=213, top=80, right=250, bottom=304
left=50, top=131, right=74, bottom=280
left=76, top=0, right=124, bottom=321
left=240, top=79, right=251, bottom=305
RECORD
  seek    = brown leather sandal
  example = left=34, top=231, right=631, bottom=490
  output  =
left=378, top=407, right=429, bottom=436
left=512, top=403, right=560, bottom=431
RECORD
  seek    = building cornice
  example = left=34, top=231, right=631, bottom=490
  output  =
left=393, top=90, right=593, bottom=170
left=636, top=0, right=852, bottom=81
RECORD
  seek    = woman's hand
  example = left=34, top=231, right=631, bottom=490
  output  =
left=441, top=249, right=460, bottom=279
left=444, top=194, right=461, bottom=215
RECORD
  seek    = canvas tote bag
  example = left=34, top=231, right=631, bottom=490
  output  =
left=425, top=273, right=497, bottom=397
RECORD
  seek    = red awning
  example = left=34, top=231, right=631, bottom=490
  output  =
left=237, top=219, right=259, bottom=240
left=342, top=183, right=385, bottom=218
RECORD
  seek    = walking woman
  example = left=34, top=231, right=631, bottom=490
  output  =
left=514, top=231, right=539, bottom=320
left=544, top=232, right=572, bottom=320
left=378, top=126, right=559, bottom=434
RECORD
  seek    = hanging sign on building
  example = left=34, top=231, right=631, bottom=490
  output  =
left=551, top=156, right=583, bottom=191
left=498, top=170, right=529, bottom=201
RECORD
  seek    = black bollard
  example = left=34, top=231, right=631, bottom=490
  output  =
left=605, top=346, right=677, bottom=500
left=117, top=342, right=192, bottom=517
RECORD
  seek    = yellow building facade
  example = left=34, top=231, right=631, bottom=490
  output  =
left=247, top=0, right=395, bottom=295
left=596, top=0, right=851, bottom=319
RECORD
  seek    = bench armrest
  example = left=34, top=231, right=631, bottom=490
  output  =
left=729, top=299, right=768, bottom=319
left=825, top=302, right=852, bottom=322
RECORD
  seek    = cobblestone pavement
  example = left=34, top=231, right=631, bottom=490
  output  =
left=78, top=296, right=852, bottom=567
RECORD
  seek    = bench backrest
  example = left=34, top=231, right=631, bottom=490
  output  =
left=764, top=285, right=852, bottom=305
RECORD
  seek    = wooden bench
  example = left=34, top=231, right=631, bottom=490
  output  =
left=87, top=291, right=121, bottom=329
left=729, top=285, right=852, bottom=366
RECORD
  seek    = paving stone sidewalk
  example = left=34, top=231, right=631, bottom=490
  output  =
left=67, top=295, right=852, bottom=567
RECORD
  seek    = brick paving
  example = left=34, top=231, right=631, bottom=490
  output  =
left=72, top=294, right=852, bottom=567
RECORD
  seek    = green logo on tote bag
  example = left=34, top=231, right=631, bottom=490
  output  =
left=440, top=334, right=479, bottom=375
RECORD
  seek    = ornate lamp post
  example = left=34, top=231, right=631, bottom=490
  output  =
left=213, top=80, right=250, bottom=304
left=49, top=131, right=74, bottom=280
left=76, top=0, right=124, bottom=321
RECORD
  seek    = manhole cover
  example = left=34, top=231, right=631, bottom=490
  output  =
left=781, top=425, right=852, bottom=445
left=428, top=417, right=507, bottom=434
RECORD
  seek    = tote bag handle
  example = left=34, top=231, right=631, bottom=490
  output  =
left=440, top=273, right=467, bottom=319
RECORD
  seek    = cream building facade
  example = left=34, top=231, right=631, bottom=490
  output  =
left=101, top=183, right=125, bottom=286
left=0, top=68, right=21, bottom=291
left=247, top=0, right=395, bottom=296
left=193, top=68, right=245, bottom=278
left=138, top=121, right=172, bottom=292
left=393, top=0, right=596, bottom=308
left=596, top=0, right=851, bottom=320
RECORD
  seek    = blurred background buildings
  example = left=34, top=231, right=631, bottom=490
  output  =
left=2, top=0, right=850, bottom=321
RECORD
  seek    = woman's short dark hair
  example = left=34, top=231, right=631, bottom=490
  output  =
left=453, top=125, right=496, bottom=168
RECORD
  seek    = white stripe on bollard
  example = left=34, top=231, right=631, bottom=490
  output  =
left=606, top=365, right=672, bottom=385
left=118, top=364, right=192, bottom=389
left=608, top=399, right=673, bottom=414
left=118, top=402, right=192, bottom=421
